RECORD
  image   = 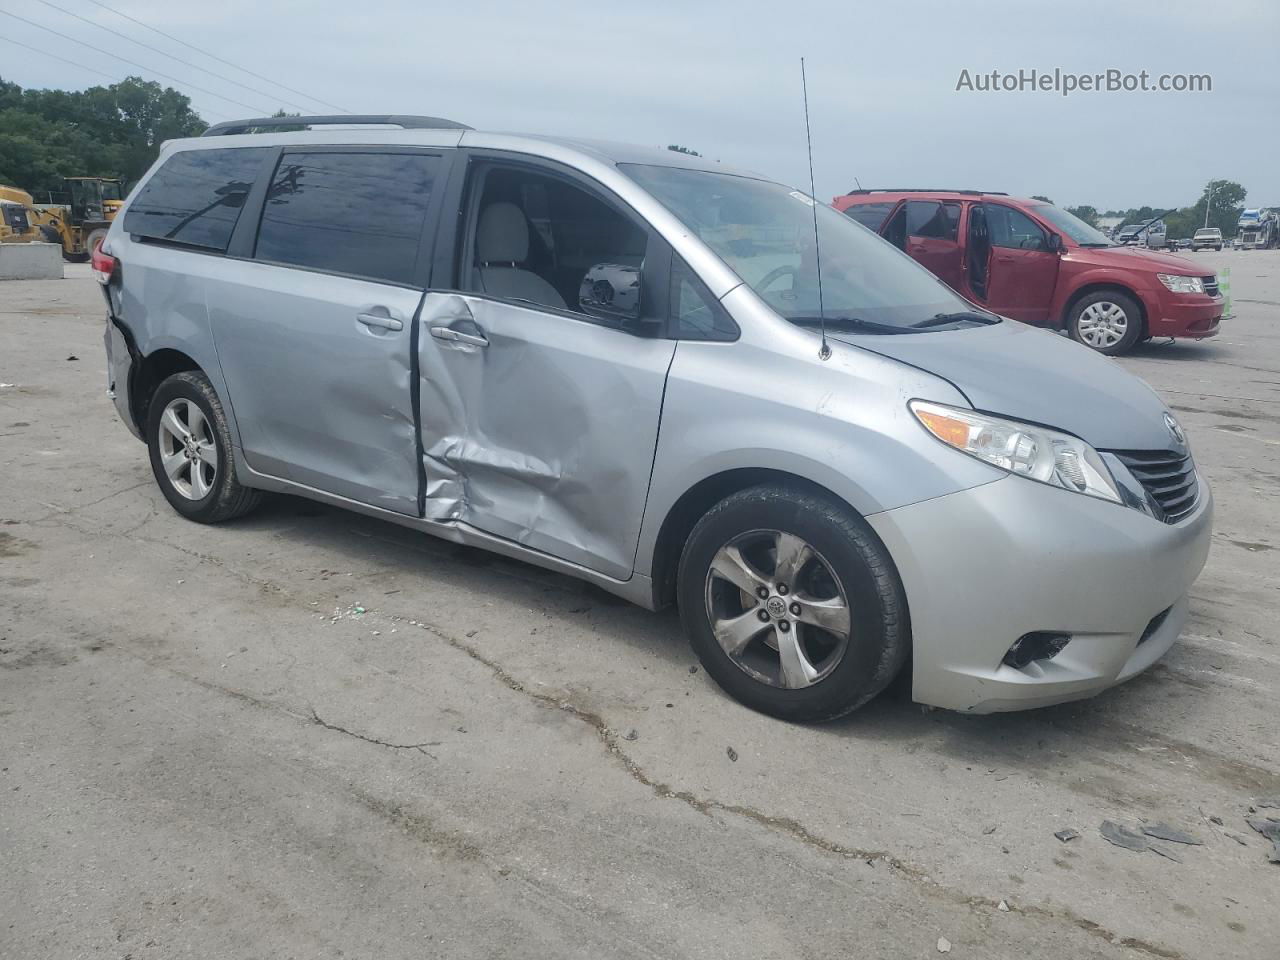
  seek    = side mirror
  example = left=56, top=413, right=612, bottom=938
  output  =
left=1046, top=233, right=1063, bottom=253
left=579, top=263, right=642, bottom=322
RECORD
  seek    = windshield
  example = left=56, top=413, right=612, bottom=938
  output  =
left=1195, top=229, right=1219, bottom=237
left=621, top=164, right=979, bottom=331
left=101, top=181, right=123, bottom=201
left=1028, top=202, right=1114, bottom=247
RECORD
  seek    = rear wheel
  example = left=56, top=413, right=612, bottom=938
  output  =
left=85, top=227, right=108, bottom=256
left=677, top=484, right=909, bottom=721
left=146, top=371, right=261, bottom=523
left=1068, top=289, right=1143, bottom=355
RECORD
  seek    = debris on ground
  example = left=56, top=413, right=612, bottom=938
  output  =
left=1245, top=816, right=1280, bottom=863
left=997, top=900, right=1010, bottom=912
left=1100, top=820, right=1180, bottom=860
left=1255, top=798, right=1279, bottom=809
left=936, top=936, right=952, bottom=953
left=1141, top=823, right=1203, bottom=845
left=688, top=665, right=698, bottom=674
left=726, top=746, right=738, bottom=762
left=66, top=355, right=78, bottom=361
left=623, top=729, right=638, bottom=741
left=1054, top=828, right=1079, bottom=843
left=982, top=824, right=997, bottom=835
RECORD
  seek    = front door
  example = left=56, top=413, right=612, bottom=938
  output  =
left=979, top=203, right=1060, bottom=325
left=207, top=148, right=445, bottom=514
left=417, top=160, right=675, bottom=579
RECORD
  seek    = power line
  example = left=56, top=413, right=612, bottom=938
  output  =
left=33, top=0, right=313, bottom=114
left=82, top=0, right=349, bottom=114
left=0, top=33, right=231, bottom=120
left=0, top=8, right=270, bottom=113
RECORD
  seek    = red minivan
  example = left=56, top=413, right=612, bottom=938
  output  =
left=834, top=190, right=1224, bottom=355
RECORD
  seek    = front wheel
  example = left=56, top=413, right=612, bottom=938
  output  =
left=1067, top=289, right=1143, bottom=355
left=677, top=484, right=909, bottom=721
left=146, top=371, right=262, bottom=523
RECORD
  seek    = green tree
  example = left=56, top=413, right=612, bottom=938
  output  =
left=1031, top=195, right=1053, bottom=204
left=1065, top=204, right=1099, bottom=227
left=0, top=76, right=206, bottom=196
left=667, top=144, right=701, bottom=157
left=1189, top=179, right=1246, bottom=236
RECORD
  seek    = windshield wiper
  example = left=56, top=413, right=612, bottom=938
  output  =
left=910, top=311, right=1001, bottom=329
left=788, top=316, right=915, bottom=335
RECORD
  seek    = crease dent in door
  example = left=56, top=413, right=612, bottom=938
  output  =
left=418, top=295, right=660, bottom=568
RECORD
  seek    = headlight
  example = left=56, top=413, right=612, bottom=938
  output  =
left=1157, top=274, right=1204, bottom=294
left=910, top=401, right=1121, bottom=503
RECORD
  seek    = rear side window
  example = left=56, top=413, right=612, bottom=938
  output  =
left=842, top=201, right=894, bottom=231
left=123, top=147, right=269, bottom=251
left=906, top=200, right=960, bottom=241
left=254, top=152, right=440, bottom=285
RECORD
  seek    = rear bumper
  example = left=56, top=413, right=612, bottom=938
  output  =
left=103, top=316, right=142, bottom=440
left=868, top=474, right=1213, bottom=713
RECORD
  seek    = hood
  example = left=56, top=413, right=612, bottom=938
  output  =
left=834, top=321, right=1174, bottom=451
left=1084, top=245, right=1211, bottom=274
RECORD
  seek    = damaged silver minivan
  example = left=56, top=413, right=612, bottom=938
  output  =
left=98, top=115, right=1212, bottom=720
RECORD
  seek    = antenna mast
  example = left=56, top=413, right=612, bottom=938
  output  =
left=800, top=58, right=830, bottom=361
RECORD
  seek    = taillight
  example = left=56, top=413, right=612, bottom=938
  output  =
left=91, top=243, right=116, bottom=285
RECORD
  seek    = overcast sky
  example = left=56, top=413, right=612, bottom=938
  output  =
left=4, top=0, right=1277, bottom=211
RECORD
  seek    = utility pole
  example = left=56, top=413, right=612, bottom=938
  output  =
left=1204, top=182, right=1217, bottom=229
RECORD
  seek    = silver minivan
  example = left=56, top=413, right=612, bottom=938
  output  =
left=98, top=115, right=1212, bottom=721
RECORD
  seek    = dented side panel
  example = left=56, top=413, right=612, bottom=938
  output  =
left=418, top=293, right=675, bottom=580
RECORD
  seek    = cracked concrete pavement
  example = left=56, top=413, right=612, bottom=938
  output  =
left=2, top=255, right=1278, bottom=959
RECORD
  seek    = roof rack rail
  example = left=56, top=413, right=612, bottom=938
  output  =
left=203, top=114, right=472, bottom=137
left=844, top=188, right=1008, bottom=196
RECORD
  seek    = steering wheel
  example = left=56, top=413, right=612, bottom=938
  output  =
left=757, top=265, right=797, bottom=293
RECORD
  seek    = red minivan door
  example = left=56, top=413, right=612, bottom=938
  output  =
left=978, top=202, right=1060, bottom=325
left=903, top=200, right=964, bottom=291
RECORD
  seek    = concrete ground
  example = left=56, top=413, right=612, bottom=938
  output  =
left=2, top=254, right=1277, bottom=960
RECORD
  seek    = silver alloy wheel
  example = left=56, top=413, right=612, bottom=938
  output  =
left=1076, top=300, right=1129, bottom=348
left=704, top=529, right=852, bottom=689
left=157, top=398, right=217, bottom=500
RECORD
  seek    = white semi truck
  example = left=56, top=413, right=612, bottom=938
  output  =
left=1236, top=208, right=1279, bottom=249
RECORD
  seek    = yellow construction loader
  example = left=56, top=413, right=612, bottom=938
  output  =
left=26, top=177, right=125, bottom=261
left=0, top=185, right=40, bottom=244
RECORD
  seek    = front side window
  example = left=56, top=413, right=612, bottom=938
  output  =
left=986, top=204, right=1047, bottom=251
left=124, top=148, right=269, bottom=251
left=463, top=165, right=649, bottom=319
left=670, top=259, right=737, bottom=341
left=623, top=164, right=976, bottom=330
left=254, top=152, right=439, bottom=285
left=906, top=200, right=960, bottom=241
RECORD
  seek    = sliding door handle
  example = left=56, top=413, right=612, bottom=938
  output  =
left=357, top=312, right=403, bottom=331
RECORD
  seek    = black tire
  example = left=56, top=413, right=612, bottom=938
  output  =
left=85, top=227, right=108, bottom=256
left=677, top=484, right=909, bottom=722
left=1215, top=245, right=1222, bottom=251
left=1066, top=289, right=1144, bottom=356
left=146, top=371, right=261, bottom=523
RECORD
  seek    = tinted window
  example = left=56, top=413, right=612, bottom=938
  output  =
left=124, top=148, right=269, bottom=251
left=987, top=204, right=1047, bottom=251
left=906, top=200, right=959, bottom=240
left=670, top=259, right=737, bottom=341
left=255, top=152, right=439, bottom=285
left=842, top=201, right=894, bottom=231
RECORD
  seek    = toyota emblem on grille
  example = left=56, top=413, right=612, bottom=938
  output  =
left=1164, top=413, right=1185, bottom=445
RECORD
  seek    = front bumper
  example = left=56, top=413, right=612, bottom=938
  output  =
left=868, top=474, right=1213, bottom=712
left=1144, top=288, right=1224, bottom=339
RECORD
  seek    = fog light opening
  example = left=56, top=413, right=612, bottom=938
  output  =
left=1003, top=632, right=1072, bottom=670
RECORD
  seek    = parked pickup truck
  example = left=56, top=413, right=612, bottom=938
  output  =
left=1190, top=227, right=1223, bottom=251
left=835, top=190, right=1225, bottom=355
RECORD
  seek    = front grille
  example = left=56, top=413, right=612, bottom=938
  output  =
left=1202, top=275, right=1219, bottom=297
left=1109, top=450, right=1199, bottom=523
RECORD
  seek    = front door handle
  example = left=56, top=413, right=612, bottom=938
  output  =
left=430, top=322, right=488, bottom=348
left=357, top=312, right=403, bottom=331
